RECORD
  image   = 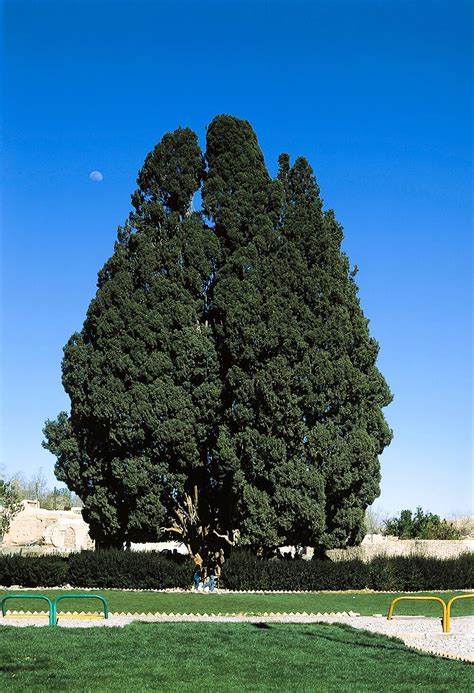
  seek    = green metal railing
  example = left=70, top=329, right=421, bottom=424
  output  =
left=1, top=594, right=55, bottom=626
left=53, top=594, right=109, bottom=623
left=0, top=593, right=109, bottom=626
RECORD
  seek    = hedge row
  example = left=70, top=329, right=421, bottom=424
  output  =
left=0, top=550, right=472, bottom=591
left=222, top=551, right=474, bottom=592
left=0, top=555, right=68, bottom=588
left=0, top=551, right=192, bottom=589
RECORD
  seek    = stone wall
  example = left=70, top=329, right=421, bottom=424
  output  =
left=2, top=500, right=94, bottom=552
left=326, top=533, right=473, bottom=562
left=2, top=504, right=472, bottom=559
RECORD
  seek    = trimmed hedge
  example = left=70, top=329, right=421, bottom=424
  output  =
left=367, top=554, right=473, bottom=592
left=0, top=550, right=472, bottom=591
left=67, top=550, right=193, bottom=590
left=222, top=553, right=369, bottom=591
left=0, top=554, right=68, bottom=588
left=0, top=551, right=193, bottom=590
left=221, top=551, right=474, bottom=592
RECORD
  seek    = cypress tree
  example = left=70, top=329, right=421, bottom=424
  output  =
left=44, top=116, right=392, bottom=557
left=203, top=116, right=326, bottom=553
left=276, top=154, right=393, bottom=550
left=44, top=127, right=221, bottom=549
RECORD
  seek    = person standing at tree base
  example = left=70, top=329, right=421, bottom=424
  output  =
left=207, top=564, right=215, bottom=593
left=205, top=553, right=220, bottom=592
left=193, top=553, right=203, bottom=592
left=193, top=566, right=201, bottom=592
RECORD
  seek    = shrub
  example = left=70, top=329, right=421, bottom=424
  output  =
left=368, top=554, right=473, bottom=591
left=0, top=550, right=471, bottom=592
left=67, top=550, right=193, bottom=589
left=221, top=551, right=473, bottom=592
left=222, top=551, right=370, bottom=591
left=383, top=507, right=462, bottom=540
left=0, top=479, right=21, bottom=539
left=0, top=551, right=193, bottom=589
left=0, top=554, right=68, bottom=587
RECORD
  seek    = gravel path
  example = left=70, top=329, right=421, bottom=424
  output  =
left=1, top=612, right=472, bottom=662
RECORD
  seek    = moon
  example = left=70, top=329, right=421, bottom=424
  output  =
left=89, top=170, right=104, bottom=182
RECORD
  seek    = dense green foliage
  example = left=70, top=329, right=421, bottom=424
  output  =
left=1, top=623, right=471, bottom=693
left=0, top=478, right=21, bottom=539
left=0, top=551, right=471, bottom=592
left=43, top=115, right=392, bottom=555
left=44, top=128, right=220, bottom=549
left=67, top=550, right=192, bottom=589
left=384, top=507, right=462, bottom=540
left=203, top=118, right=326, bottom=552
left=0, top=551, right=191, bottom=590
left=222, top=551, right=473, bottom=591
left=275, top=154, right=393, bottom=549
left=223, top=553, right=369, bottom=591
left=0, top=554, right=67, bottom=587
left=6, top=468, right=81, bottom=510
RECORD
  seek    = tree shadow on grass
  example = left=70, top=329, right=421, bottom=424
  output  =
left=301, top=623, right=432, bottom=658
left=251, top=622, right=272, bottom=629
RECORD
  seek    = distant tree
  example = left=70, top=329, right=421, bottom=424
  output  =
left=364, top=507, right=387, bottom=534
left=7, top=470, right=81, bottom=510
left=24, top=468, right=48, bottom=502
left=8, top=470, right=47, bottom=502
left=0, top=477, right=21, bottom=540
left=384, top=507, right=462, bottom=540
left=41, top=487, right=77, bottom=511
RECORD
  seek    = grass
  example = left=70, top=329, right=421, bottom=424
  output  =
left=1, top=588, right=473, bottom=618
left=0, top=622, right=471, bottom=692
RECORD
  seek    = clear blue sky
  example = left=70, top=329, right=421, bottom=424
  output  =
left=1, top=0, right=472, bottom=517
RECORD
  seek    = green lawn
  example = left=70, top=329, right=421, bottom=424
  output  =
left=0, top=622, right=471, bottom=692
left=1, top=588, right=473, bottom=618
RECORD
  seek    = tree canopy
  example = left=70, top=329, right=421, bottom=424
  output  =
left=0, top=477, right=21, bottom=541
left=44, top=115, right=392, bottom=558
left=383, top=507, right=461, bottom=540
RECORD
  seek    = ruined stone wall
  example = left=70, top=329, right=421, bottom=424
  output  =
left=2, top=500, right=94, bottom=552
left=3, top=504, right=472, bottom=559
left=326, top=533, right=473, bottom=562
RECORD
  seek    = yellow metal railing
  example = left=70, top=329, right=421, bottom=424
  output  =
left=387, top=596, right=448, bottom=632
left=445, top=594, right=474, bottom=633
